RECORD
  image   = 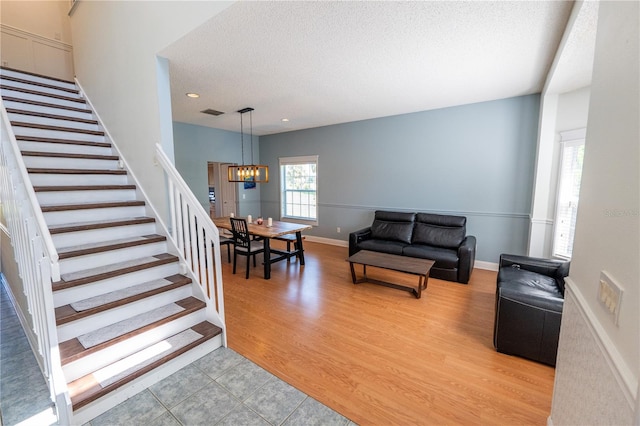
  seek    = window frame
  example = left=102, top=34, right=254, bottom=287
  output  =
left=279, top=155, right=319, bottom=226
left=551, top=129, right=586, bottom=260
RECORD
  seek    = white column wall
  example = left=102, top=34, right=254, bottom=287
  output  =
left=68, top=1, right=233, bottom=217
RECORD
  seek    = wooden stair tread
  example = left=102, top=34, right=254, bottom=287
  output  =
left=35, top=184, right=136, bottom=193
left=0, top=75, right=79, bottom=94
left=41, top=200, right=144, bottom=213
left=1, top=84, right=84, bottom=103
left=57, top=234, right=166, bottom=260
left=16, top=135, right=110, bottom=147
left=55, top=274, right=192, bottom=327
left=52, top=253, right=178, bottom=291
left=1, top=65, right=76, bottom=85
left=7, top=108, right=98, bottom=125
left=1, top=85, right=85, bottom=103
left=28, top=168, right=127, bottom=175
left=21, top=151, right=118, bottom=160
left=60, top=297, right=203, bottom=362
left=11, top=121, right=104, bottom=136
left=67, top=321, right=221, bottom=410
left=2, top=96, right=92, bottom=114
left=49, top=216, right=152, bottom=234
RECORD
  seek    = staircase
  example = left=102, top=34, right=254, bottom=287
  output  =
left=0, top=67, right=225, bottom=424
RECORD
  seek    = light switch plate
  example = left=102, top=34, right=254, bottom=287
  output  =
left=598, top=270, right=623, bottom=325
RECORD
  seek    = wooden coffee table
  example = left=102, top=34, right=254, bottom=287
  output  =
left=347, top=250, right=435, bottom=299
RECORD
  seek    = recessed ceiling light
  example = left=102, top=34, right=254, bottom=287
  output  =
left=281, top=118, right=289, bottom=122
left=186, top=93, right=200, bottom=98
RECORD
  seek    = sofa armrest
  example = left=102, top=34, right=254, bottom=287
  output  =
left=499, top=254, right=570, bottom=278
left=457, top=235, right=476, bottom=284
left=349, top=227, right=372, bottom=257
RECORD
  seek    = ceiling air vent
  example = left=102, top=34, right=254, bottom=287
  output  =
left=201, top=109, right=225, bottom=116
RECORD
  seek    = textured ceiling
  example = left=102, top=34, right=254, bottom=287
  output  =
left=161, top=1, right=583, bottom=136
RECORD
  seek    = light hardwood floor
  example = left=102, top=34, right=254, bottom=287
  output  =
left=220, top=241, right=555, bottom=425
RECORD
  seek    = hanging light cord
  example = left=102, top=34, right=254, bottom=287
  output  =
left=240, top=112, right=245, bottom=166
left=250, top=110, right=254, bottom=165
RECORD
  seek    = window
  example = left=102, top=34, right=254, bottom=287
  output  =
left=552, top=130, right=585, bottom=259
left=279, top=155, right=318, bottom=225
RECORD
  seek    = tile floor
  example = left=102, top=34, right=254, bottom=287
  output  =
left=0, top=282, right=354, bottom=426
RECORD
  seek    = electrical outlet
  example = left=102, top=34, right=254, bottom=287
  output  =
left=598, top=270, right=623, bottom=325
left=337, top=227, right=341, bottom=233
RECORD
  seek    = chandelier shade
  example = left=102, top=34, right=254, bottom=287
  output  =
left=228, top=107, right=269, bottom=183
left=227, top=164, right=269, bottom=182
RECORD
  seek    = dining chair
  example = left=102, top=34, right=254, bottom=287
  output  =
left=218, top=233, right=233, bottom=263
left=230, top=217, right=265, bottom=278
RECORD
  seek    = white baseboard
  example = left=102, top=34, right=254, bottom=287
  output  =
left=305, top=236, right=348, bottom=247
left=474, top=260, right=498, bottom=271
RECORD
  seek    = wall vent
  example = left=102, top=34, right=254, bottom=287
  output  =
left=201, top=109, right=225, bottom=116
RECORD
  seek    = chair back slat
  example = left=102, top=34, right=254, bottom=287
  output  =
left=230, top=217, right=251, bottom=249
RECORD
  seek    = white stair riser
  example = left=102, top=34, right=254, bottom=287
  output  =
left=1, top=88, right=86, bottom=109
left=12, top=127, right=105, bottom=143
left=30, top=173, right=129, bottom=187
left=0, top=69, right=77, bottom=90
left=56, top=286, right=195, bottom=343
left=3, top=100, right=92, bottom=120
left=43, top=205, right=145, bottom=226
left=37, top=189, right=137, bottom=205
left=59, top=241, right=168, bottom=275
left=71, top=335, right=222, bottom=425
left=18, top=141, right=112, bottom=156
left=53, top=262, right=180, bottom=307
left=52, top=222, right=157, bottom=249
left=1, top=80, right=82, bottom=99
left=63, top=309, right=206, bottom=383
left=23, top=155, right=119, bottom=170
left=8, top=113, right=100, bottom=132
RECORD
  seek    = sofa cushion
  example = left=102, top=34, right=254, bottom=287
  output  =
left=370, top=220, right=414, bottom=244
left=498, top=268, right=563, bottom=299
left=358, top=239, right=407, bottom=255
left=402, top=244, right=459, bottom=269
left=375, top=211, right=416, bottom=222
left=415, top=213, right=466, bottom=227
left=411, top=223, right=465, bottom=249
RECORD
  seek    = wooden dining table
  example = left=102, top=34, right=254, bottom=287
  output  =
left=212, top=216, right=312, bottom=279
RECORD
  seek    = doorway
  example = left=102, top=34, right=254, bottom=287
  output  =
left=207, top=162, right=238, bottom=218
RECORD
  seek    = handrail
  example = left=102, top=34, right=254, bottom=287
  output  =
left=0, top=104, right=60, bottom=281
left=0, top=103, right=71, bottom=422
left=154, top=144, right=226, bottom=336
left=76, top=78, right=226, bottom=337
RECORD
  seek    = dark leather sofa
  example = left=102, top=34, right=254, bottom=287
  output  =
left=348, top=210, right=476, bottom=284
left=493, top=254, right=570, bottom=366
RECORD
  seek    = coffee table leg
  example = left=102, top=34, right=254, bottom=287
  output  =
left=349, top=262, right=357, bottom=284
left=422, top=275, right=429, bottom=290
left=416, top=275, right=427, bottom=299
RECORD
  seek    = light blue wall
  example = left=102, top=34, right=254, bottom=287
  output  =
left=259, top=95, right=541, bottom=263
left=173, top=122, right=261, bottom=216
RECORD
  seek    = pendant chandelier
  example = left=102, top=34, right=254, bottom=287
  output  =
left=228, top=107, right=269, bottom=183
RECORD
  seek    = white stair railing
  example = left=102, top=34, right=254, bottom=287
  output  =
left=0, top=103, right=72, bottom=423
left=154, top=144, right=226, bottom=337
